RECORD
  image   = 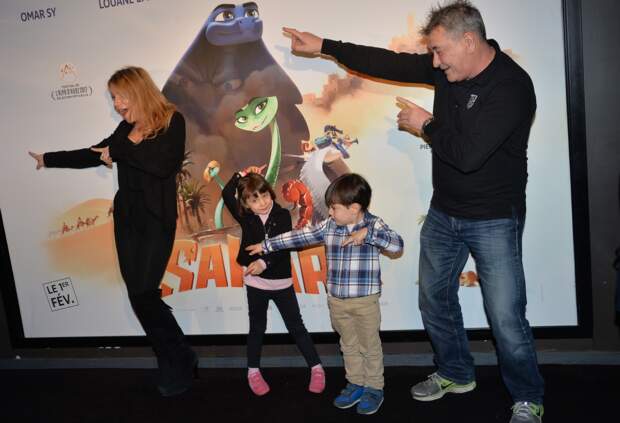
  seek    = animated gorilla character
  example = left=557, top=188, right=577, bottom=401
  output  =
left=162, top=2, right=308, bottom=193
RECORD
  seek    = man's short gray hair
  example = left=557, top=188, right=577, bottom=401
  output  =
left=421, top=0, right=486, bottom=40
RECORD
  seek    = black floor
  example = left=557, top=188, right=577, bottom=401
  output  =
left=1, top=365, right=616, bottom=422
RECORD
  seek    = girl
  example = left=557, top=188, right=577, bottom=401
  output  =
left=222, top=171, right=325, bottom=396
left=29, top=66, right=197, bottom=396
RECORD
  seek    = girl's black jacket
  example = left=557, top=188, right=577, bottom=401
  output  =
left=222, top=172, right=292, bottom=279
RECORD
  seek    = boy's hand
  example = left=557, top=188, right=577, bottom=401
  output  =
left=246, top=243, right=264, bottom=256
left=342, top=227, right=368, bottom=247
left=244, top=260, right=266, bottom=276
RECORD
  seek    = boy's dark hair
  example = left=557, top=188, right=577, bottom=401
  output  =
left=324, top=173, right=371, bottom=211
left=236, top=173, right=276, bottom=215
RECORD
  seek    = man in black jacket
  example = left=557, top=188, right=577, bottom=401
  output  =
left=283, top=1, right=544, bottom=422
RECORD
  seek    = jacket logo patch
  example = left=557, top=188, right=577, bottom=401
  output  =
left=467, top=94, right=478, bottom=109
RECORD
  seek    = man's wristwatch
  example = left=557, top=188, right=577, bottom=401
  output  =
left=421, top=116, right=434, bottom=136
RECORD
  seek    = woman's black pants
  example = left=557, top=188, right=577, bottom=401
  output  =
left=113, top=193, right=189, bottom=364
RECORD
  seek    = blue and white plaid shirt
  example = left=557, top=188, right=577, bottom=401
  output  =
left=262, top=211, right=404, bottom=299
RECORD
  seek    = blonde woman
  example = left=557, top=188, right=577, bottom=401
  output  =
left=29, top=66, right=197, bottom=396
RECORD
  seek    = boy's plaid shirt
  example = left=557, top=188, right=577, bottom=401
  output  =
left=262, top=211, right=404, bottom=298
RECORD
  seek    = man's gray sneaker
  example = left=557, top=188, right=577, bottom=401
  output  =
left=510, top=402, right=544, bottom=423
left=410, top=372, right=476, bottom=401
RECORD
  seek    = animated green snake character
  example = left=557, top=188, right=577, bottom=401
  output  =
left=234, top=96, right=281, bottom=186
left=206, top=96, right=281, bottom=229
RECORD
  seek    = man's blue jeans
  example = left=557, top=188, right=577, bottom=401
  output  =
left=419, top=207, right=544, bottom=404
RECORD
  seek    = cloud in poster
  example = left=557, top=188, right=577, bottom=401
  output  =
left=387, top=14, right=428, bottom=54
left=303, top=73, right=364, bottom=111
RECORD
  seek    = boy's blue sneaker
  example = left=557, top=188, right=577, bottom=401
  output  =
left=356, top=387, right=384, bottom=415
left=333, top=383, right=364, bottom=409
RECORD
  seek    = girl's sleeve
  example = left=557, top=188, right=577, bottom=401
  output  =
left=222, top=172, right=242, bottom=222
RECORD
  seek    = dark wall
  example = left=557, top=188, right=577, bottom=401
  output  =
left=0, top=289, right=12, bottom=357
left=0, top=0, right=619, bottom=357
left=0, top=213, right=16, bottom=357
left=581, top=0, right=620, bottom=349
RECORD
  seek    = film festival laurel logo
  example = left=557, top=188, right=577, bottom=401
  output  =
left=43, top=277, right=79, bottom=312
left=51, top=63, right=93, bottom=101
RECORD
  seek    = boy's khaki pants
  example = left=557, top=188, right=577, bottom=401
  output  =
left=327, top=293, right=384, bottom=390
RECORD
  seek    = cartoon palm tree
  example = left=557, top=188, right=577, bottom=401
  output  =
left=178, top=181, right=194, bottom=232
left=176, top=151, right=193, bottom=230
left=184, top=180, right=210, bottom=228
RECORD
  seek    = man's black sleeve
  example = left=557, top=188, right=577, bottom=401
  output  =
left=321, top=39, right=435, bottom=85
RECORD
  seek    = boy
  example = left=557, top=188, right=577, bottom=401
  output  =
left=246, top=173, right=403, bottom=415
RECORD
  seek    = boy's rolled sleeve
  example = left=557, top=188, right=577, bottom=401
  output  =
left=365, top=217, right=404, bottom=254
left=263, top=220, right=328, bottom=253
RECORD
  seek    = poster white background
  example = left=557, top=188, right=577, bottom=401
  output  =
left=0, top=0, right=577, bottom=338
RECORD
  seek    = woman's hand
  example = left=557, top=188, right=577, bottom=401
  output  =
left=28, top=151, right=45, bottom=170
left=342, top=227, right=368, bottom=247
left=246, top=243, right=264, bottom=256
left=244, top=259, right=267, bottom=276
left=90, top=146, right=113, bottom=168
